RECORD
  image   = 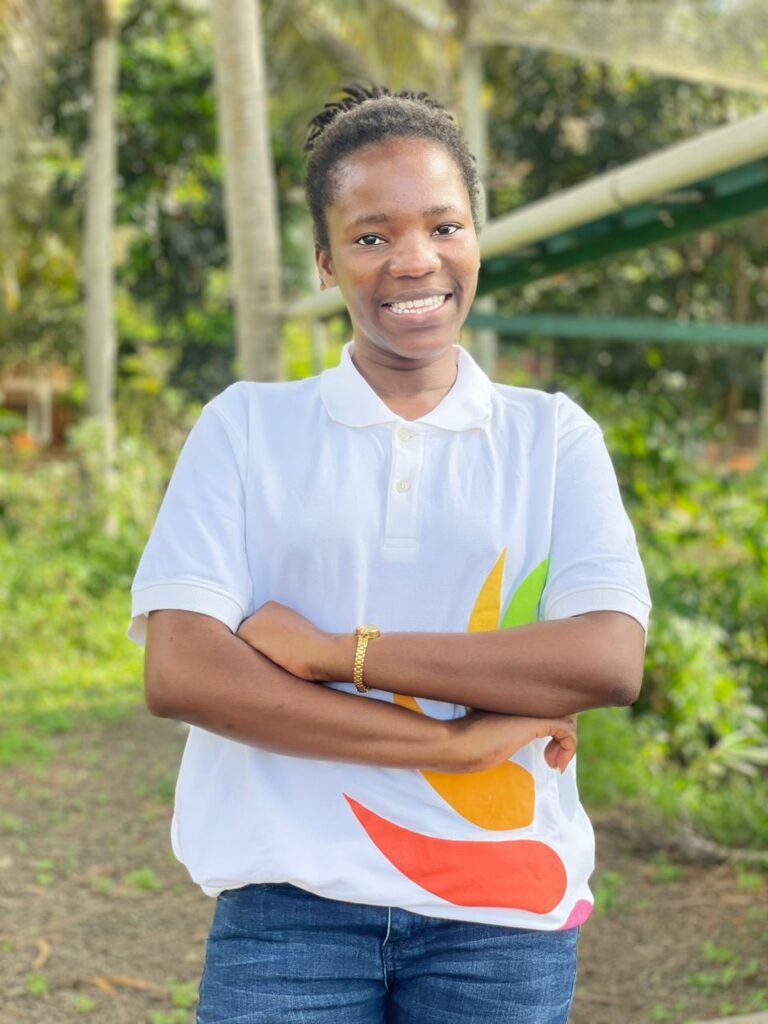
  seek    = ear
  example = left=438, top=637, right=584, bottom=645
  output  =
left=315, top=247, right=336, bottom=289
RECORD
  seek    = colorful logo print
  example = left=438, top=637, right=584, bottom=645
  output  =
left=344, top=552, right=585, bottom=917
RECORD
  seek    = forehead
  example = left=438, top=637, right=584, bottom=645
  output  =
left=329, top=137, right=470, bottom=219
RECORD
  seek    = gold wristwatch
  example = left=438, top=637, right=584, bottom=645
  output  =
left=353, top=625, right=381, bottom=693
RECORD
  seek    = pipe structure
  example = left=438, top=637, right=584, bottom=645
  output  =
left=285, top=111, right=768, bottom=321
left=480, top=110, right=768, bottom=261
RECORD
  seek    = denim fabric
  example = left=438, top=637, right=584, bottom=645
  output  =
left=197, top=883, right=580, bottom=1023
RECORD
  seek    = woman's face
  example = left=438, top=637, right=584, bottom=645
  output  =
left=316, top=137, right=481, bottom=364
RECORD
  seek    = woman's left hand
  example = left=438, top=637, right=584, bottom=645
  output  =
left=236, top=601, right=335, bottom=681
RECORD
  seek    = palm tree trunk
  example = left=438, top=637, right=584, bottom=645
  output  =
left=210, top=0, right=282, bottom=382
left=82, top=0, right=118, bottom=457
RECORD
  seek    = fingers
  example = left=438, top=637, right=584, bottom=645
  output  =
left=543, top=737, right=575, bottom=772
left=460, top=711, right=578, bottom=774
left=542, top=719, right=578, bottom=773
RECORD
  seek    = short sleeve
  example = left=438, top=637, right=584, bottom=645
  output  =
left=127, top=401, right=252, bottom=648
left=540, top=401, right=652, bottom=632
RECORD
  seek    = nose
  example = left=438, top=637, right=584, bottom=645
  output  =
left=388, top=233, right=441, bottom=277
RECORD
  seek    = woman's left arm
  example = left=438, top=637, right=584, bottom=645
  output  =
left=236, top=602, right=645, bottom=717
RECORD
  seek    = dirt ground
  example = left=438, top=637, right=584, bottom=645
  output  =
left=0, top=712, right=765, bottom=1024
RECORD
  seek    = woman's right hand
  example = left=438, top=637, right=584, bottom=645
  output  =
left=448, top=710, right=578, bottom=775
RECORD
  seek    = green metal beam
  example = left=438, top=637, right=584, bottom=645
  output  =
left=464, top=313, right=768, bottom=346
left=477, top=177, right=768, bottom=293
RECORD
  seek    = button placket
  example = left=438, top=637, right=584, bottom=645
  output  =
left=383, top=423, right=425, bottom=553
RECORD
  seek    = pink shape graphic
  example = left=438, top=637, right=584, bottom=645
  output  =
left=559, top=899, right=594, bottom=930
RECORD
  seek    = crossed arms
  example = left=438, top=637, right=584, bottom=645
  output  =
left=144, top=602, right=645, bottom=776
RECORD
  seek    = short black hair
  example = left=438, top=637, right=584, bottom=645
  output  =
left=304, top=83, right=481, bottom=252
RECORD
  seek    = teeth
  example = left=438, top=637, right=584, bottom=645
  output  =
left=388, top=295, right=447, bottom=315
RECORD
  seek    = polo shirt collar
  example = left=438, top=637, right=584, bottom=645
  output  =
left=320, top=341, right=493, bottom=431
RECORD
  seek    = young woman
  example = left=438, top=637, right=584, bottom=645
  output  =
left=130, top=84, right=651, bottom=1024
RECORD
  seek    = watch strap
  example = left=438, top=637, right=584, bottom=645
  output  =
left=353, top=625, right=380, bottom=693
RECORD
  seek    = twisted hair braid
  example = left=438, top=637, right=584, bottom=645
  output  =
left=304, top=83, right=481, bottom=251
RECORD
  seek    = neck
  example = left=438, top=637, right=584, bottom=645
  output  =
left=349, top=342, right=458, bottom=400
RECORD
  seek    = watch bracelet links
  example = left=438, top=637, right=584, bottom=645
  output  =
left=353, top=625, right=380, bottom=694
left=353, top=636, right=370, bottom=693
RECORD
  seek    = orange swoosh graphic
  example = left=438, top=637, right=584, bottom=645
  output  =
left=392, top=548, right=536, bottom=830
left=468, top=548, right=507, bottom=631
left=392, top=693, right=535, bottom=831
left=345, top=795, right=567, bottom=913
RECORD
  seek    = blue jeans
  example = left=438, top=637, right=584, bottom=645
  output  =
left=197, top=882, right=580, bottom=1023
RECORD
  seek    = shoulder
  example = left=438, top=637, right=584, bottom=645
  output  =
left=202, top=376, right=321, bottom=431
left=490, top=382, right=602, bottom=439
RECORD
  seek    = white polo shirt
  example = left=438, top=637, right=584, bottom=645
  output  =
left=129, top=340, right=651, bottom=931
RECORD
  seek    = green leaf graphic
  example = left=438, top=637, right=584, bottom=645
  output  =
left=500, top=559, right=549, bottom=628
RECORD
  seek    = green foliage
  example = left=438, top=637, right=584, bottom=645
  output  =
left=35, top=858, right=55, bottom=887
left=124, top=866, right=162, bottom=892
left=562, top=374, right=768, bottom=848
left=27, top=973, right=48, bottom=997
left=0, top=814, right=23, bottom=834
left=145, top=977, right=199, bottom=1022
left=72, top=994, right=97, bottom=1013
left=137, top=773, right=177, bottom=807
left=6, top=3, right=764, bottom=413
left=0, top=411, right=26, bottom=436
left=150, top=1011, right=193, bottom=1024
left=0, top=419, right=172, bottom=762
left=282, top=317, right=349, bottom=380
left=90, top=877, right=115, bottom=897
left=593, top=870, right=625, bottom=913
left=487, top=49, right=767, bottom=425
left=702, top=942, right=735, bottom=965
left=648, top=1001, right=688, bottom=1022
left=2, top=9, right=767, bottom=857
left=684, top=958, right=761, bottom=996
left=648, top=853, right=686, bottom=885
left=166, top=978, right=199, bottom=1009
left=735, top=866, right=766, bottom=893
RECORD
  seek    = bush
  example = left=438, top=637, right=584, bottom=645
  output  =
left=0, top=416, right=178, bottom=762
left=564, top=383, right=768, bottom=847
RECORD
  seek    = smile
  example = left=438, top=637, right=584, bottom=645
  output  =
left=383, top=294, right=450, bottom=316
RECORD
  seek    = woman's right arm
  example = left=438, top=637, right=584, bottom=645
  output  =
left=145, top=609, right=577, bottom=774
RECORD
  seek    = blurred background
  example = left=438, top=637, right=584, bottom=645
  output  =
left=0, top=2, right=767, bottom=1023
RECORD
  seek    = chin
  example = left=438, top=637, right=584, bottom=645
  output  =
left=376, top=335, right=455, bottom=362
left=377, top=320, right=462, bottom=354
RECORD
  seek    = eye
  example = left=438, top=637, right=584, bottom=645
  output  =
left=434, top=224, right=461, bottom=236
left=354, top=234, right=385, bottom=247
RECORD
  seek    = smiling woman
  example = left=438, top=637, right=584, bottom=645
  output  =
left=308, top=87, right=483, bottom=414
left=317, top=136, right=479, bottom=385
left=132, top=84, right=651, bottom=1024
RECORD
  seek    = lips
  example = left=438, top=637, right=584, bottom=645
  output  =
left=381, top=290, right=452, bottom=305
left=381, top=293, right=453, bottom=319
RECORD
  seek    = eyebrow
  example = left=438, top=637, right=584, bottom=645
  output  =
left=350, top=204, right=461, bottom=227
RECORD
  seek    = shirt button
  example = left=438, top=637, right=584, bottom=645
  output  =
left=395, top=479, right=411, bottom=494
left=397, top=428, right=413, bottom=443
